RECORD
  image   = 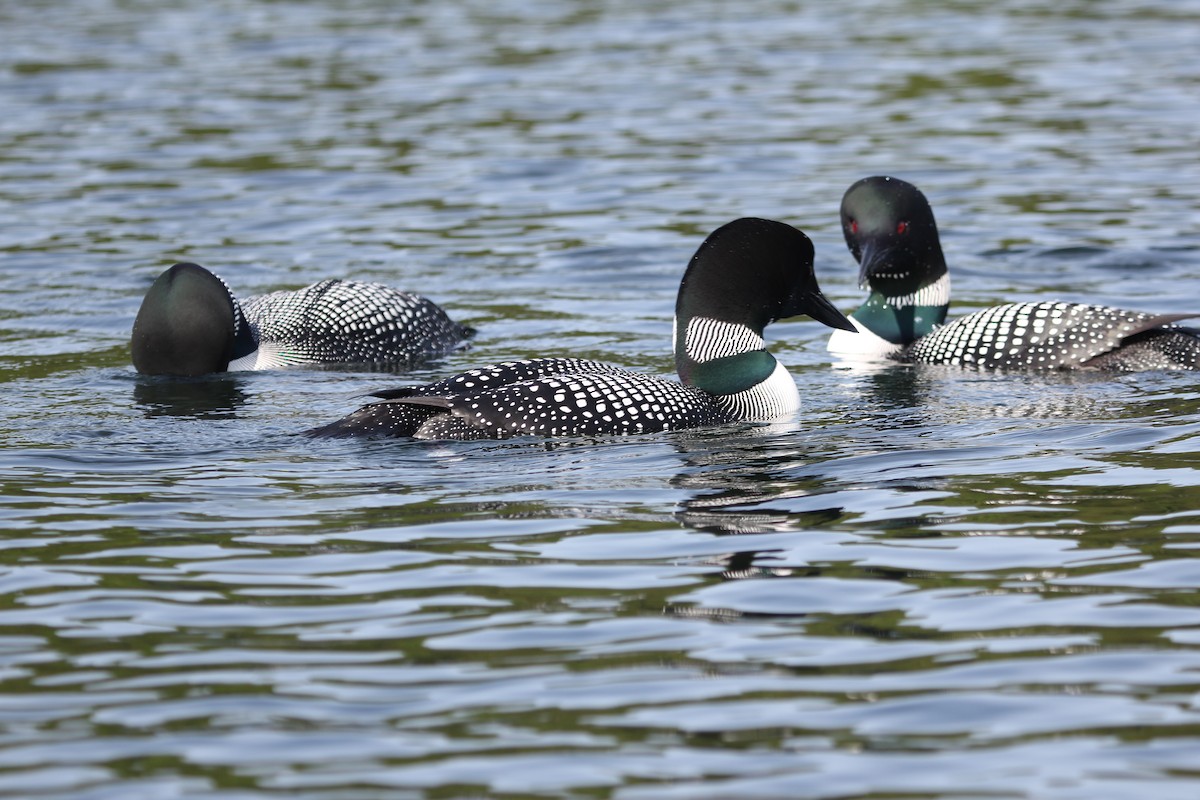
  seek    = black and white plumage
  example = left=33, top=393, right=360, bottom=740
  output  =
left=904, top=301, right=1194, bottom=370
left=308, top=218, right=856, bottom=440
left=828, top=176, right=1200, bottom=371
left=131, top=263, right=472, bottom=376
left=321, top=358, right=734, bottom=439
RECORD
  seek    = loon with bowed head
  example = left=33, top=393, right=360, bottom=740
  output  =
left=130, top=262, right=473, bottom=376
left=307, top=217, right=856, bottom=440
left=827, top=175, right=1200, bottom=370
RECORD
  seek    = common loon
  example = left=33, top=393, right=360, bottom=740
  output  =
left=308, top=217, right=855, bottom=440
left=131, top=262, right=473, bottom=376
left=827, top=175, right=1200, bottom=371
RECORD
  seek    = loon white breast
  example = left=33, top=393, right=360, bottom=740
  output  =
left=830, top=175, right=1200, bottom=371
left=131, top=263, right=472, bottom=376
left=308, top=217, right=856, bottom=441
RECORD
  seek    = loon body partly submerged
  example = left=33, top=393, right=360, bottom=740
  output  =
left=309, top=217, right=855, bottom=440
left=828, top=176, right=1200, bottom=371
left=131, top=263, right=472, bottom=376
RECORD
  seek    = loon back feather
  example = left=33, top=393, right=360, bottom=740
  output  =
left=906, top=304, right=1197, bottom=370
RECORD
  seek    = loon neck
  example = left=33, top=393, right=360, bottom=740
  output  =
left=674, top=314, right=781, bottom=396
left=852, top=273, right=951, bottom=345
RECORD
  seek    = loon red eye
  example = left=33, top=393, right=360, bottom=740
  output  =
left=848, top=219, right=858, bottom=234
left=896, top=221, right=909, bottom=235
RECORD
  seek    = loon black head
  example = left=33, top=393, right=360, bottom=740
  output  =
left=674, top=217, right=854, bottom=393
left=841, top=176, right=947, bottom=297
left=131, top=262, right=257, bottom=376
left=839, top=177, right=951, bottom=345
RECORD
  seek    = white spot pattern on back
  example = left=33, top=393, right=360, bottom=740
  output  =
left=307, top=357, right=793, bottom=440
left=417, top=368, right=730, bottom=439
left=231, top=279, right=468, bottom=370
left=906, top=302, right=1175, bottom=369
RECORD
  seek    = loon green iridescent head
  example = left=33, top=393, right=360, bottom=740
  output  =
left=834, top=176, right=952, bottom=347
left=841, top=175, right=947, bottom=298
left=131, top=262, right=256, bottom=376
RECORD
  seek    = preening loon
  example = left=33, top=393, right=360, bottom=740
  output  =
left=131, top=263, right=472, bottom=376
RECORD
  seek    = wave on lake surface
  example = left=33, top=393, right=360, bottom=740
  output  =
left=2, top=0, right=1200, bottom=797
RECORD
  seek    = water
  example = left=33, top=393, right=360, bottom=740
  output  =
left=3, top=0, right=1200, bottom=796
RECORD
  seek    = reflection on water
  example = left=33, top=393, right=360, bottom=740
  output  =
left=833, top=359, right=1130, bottom=423
left=133, top=375, right=249, bottom=419
left=2, top=0, right=1200, bottom=798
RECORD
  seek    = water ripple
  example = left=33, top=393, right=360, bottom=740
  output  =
left=2, top=0, right=1200, bottom=797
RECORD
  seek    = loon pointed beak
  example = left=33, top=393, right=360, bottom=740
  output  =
left=856, top=241, right=880, bottom=287
left=801, top=289, right=856, bottom=332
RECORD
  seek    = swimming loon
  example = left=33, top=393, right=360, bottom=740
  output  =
left=827, top=175, right=1200, bottom=370
left=131, top=262, right=473, bottom=376
left=308, top=217, right=855, bottom=440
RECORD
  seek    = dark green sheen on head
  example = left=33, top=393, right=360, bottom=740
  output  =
left=841, top=176, right=946, bottom=294
left=131, top=262, right=239, bottom=376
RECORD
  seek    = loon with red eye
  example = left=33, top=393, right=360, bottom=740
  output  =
left=828, top=175, right=1200, bottom=370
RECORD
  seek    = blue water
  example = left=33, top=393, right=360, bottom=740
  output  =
left=2, top=1, right=1200, bottom=797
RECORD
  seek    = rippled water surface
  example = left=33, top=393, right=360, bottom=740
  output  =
left=3, top=1, right=1200, bottom=797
